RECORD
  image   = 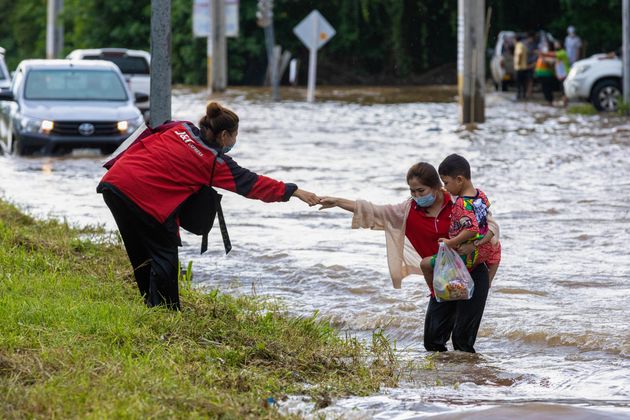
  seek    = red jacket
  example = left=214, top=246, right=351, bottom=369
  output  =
left=98, top=121, right=297, bottom=224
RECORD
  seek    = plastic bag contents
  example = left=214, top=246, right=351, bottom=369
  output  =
left=433, top=242, right=475, bottom=302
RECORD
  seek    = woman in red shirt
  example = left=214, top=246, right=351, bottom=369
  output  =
left=319, top=162, right=490, bottom=353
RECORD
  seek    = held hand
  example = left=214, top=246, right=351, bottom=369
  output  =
left=318, top=196, right=338, bottom=210
left=438, top=238, right=457, bottom=249
left=438, top=238, right=454, bottom=248
left=293, top=188, right=320, bottom=206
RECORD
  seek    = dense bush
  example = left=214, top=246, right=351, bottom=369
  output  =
left=0, top=0, right=622, bottom=85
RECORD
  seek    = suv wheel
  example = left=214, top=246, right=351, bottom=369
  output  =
left=591, top=79, right=622, bottom=112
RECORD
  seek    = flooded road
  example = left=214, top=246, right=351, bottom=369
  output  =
left=1, top=87, right=629, bottom=418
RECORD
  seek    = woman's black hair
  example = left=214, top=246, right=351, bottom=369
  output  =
left=199, top=102, right=239, bottom=144
left=406, top=162, right=442, bottom=189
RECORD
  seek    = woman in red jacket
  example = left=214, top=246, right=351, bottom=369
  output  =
left=98, top=102, right=319, bottom=310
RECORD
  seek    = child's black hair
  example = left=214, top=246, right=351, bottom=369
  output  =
left=438, top=154, right=471, bottom=179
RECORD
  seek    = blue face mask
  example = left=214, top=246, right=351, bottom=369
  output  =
left=413, top=192, right=436, bottom=208
left=222, top=144, right=233, bottom=154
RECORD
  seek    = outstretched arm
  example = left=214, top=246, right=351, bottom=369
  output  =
left=318, top=196, right=356, bottom=213
left=214, top=154, right=320, bottom=205
left=321, top=196, right=408, bottom=231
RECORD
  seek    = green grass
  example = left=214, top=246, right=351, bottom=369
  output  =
left=616, top=101, right=630, bottom=116
left=567, top=103, right=598, bottom=115
left=0, top=200, right=399, bottom=418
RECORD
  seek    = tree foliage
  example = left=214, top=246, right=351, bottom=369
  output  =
left=0, top=0, right=623, bottom=85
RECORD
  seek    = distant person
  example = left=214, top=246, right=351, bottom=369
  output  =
left=552, top=40, right=570, bottom=106
left=419, top=154, right=501, bottom=290
left=98, top=102, right=320, bottom=310
left=318, top=161, right=500, bottom=353
left=514, top=34, right=532, bottom=100
left=535, top=42, right=556, bottom=105
left=525, top=32, right=538, bottom=98
left=565, top=26, right=583, bottom=66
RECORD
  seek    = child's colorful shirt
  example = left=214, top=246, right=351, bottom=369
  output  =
left=449, top=189, right=491, bottom=269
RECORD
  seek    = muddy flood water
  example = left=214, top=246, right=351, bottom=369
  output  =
left=1, top=87, right=629, bottom=419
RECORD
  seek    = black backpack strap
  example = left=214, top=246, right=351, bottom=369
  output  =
left=216, top=198, right=232, bottom=254
left=200, top=152, right=231, bottom=255
left=200, top=232, right=209, bottom=254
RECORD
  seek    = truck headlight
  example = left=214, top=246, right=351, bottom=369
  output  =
left=117, top=121, right=128, bottom=132
left=117, top=116, right=144, bottom=134
left=41, top=120, right=54, bottom=133
left=18, top=116, right=54, bottom=134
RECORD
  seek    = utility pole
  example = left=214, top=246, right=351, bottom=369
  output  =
left=458, top=0, right=485, bottom=124
left=306, top=17, right=318, bottom=103
left=207, top=24, right=213, bottom=93
left=150, top=0, right=172, bottom=127
left=46, top=0, right=64, bottom=59
left=257, top=0, right=279, bottom=101
left=212, top=0, right=227, bottom=92
left=623, top=0, right=630, bottom=113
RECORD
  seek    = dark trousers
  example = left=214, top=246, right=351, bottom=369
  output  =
left=516, top=70, right=529, bottom=99
left=102, top=190, right=181, bottom=310
left=423, top=263, right=489, bottom=353
left=540, top=75, right=555, bottom=104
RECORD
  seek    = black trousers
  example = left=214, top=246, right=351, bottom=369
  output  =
left=540, top=75, right=555, bottom=104
left=423, top=263, right=489, bottom=353
left=516, top=70, right=529, bottom=99
left=102, top=190, right=181, bottom=310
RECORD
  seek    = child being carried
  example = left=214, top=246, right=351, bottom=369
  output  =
left=420, top=154, right=502, bottom=291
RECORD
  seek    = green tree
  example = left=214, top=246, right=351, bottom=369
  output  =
left=0, top=0, right=623, bottom=85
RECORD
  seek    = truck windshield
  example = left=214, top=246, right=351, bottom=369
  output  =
left=24, top=69, right=128, bottom=101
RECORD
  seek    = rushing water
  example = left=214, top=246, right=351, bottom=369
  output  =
left=1, top=87, right=629, bottom=418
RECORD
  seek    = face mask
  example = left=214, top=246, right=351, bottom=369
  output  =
left=222, top=144, right=233, bottom=154
left=413, top=192, right=436, bottom=208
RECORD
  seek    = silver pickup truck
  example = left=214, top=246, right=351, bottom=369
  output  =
left=0, top=59, right=146, bottom=155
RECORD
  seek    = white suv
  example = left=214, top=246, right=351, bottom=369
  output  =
left=490, top=31, right=516, bottom=91
left=67, top=48, right=150, bottom=114
left=564, top=54, right=622, bottom=112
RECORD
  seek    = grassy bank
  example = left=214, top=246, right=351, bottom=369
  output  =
left=0, top=200, right=398, bottom=418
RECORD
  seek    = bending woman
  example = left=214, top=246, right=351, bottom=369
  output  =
left=98, top=102, right=319, bottom=310
left=319, top=162, right=496, bottom=353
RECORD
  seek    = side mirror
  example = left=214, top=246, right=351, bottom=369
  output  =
left=134, top=93, right=149, bottom=103
left=0, top=89, right=14, bottom=101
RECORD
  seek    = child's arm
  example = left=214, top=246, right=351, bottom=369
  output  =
left=440, top=229, right=478, bottom=249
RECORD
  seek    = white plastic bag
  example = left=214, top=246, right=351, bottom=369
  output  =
left=433, top=242, right=474, bottom=302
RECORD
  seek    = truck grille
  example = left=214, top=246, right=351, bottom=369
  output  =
left=51, top=121, right=119, bottom=136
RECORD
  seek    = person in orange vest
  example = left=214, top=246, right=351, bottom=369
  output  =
left=535, top=43, right=556, bottom=105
